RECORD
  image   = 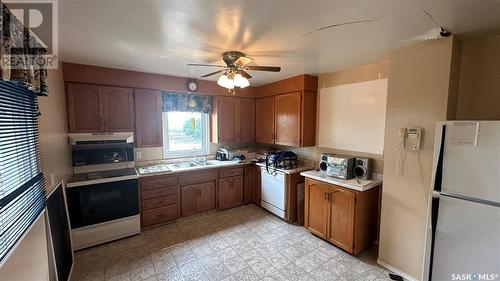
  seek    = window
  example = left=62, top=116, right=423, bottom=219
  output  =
left=0, top=81, right=46, bottom=263
left=163, top=112, right=209, bottom=157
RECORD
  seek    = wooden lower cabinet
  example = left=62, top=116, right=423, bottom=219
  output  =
left=218, top=175, right=243, bottom=209
left=304, top=180, right=329, bottom=239
left=140, top=175, right=180, bottom=227
left=304, top=178, right=380, bottom=254
left=181, top=181, right=216, bottom=216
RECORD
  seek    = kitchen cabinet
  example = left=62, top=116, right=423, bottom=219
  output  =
left=67, top=83, right=134, bottom=132
left=139, top=175, right=180, bottom=227
left=218, top=167, right=244, bottom=209
left=255, top=91, right=316, bottom=147
left=211, top=97, right=255, bottom=144
left=304, top=178, right=380, bottom=254
left=238, top=98, right=255, bottom=142
left=180, top=182, right=216, bottom=216
left=134, top=89, right=163, bottom=147
left=274, top=92, right=301, bottom=146
left=244, top=165, right=260, bottom=205
left=304, top=180, right=329, bottom=239
left=255, top=96, right=275, bottom=144
left=179, top=170, right=218, bottom=216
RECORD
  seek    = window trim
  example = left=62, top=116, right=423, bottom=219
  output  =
left=162, top=112, right=210, bottom=158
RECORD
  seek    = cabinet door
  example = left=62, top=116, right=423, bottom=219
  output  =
left=238, top=98, right=255, bottom=142
left=244, top=166, right=254, bottom=204
left=327, top=187, right=355, bottom=252
left=100, top=86, right=134, bottom=131
left=217, top=97, right=238, bottom=143
left=197, top=182, right=216, bottom=212
left=275, top=92, right=301, bottom=146
left=181, top=184, right=198, bottom=217
left=231, top=175, right=244, bottom=206
left=218, top=177, right=232, bottom=209
left=255, top=96, right=275, bottom=144
left=67, top=83, right=101, bottom=132
left=304, top=179, right=329, bottom=239
left=252, top=166, right=261, bottom=205
left=135, top=89, right=163, bottom=147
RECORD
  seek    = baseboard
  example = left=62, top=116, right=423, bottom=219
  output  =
left=377, top=259, right=419, bottom=281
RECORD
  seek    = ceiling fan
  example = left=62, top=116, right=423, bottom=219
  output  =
left=188, top=51, right=281, bottom=89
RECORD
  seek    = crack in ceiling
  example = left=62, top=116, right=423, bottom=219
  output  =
left=297, top=16, right=385, bottom=39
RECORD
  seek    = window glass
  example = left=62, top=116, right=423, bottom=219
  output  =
left=163, top=112, right=209, bottom=157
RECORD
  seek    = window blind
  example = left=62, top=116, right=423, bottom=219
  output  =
left=0, top=81, right=46, bottom=263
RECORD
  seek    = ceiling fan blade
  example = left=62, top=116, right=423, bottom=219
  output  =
left=234, top=56, right=253, bottom=66
left=239, top=70, right=252, bottom=79
left=201, top=70, right=224, bottom=77
left=246, top=65, right=281, bottom=72
left=187, top=63, right=226, bottom=68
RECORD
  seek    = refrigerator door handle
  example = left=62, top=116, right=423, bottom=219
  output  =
left=433, top=125, right=447, bottom=192
left=439, top=191, right=500, bottom=208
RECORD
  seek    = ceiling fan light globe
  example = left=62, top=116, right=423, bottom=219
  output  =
left=239, top=77, right=250, bottom=88
left=233, top=73, right=245, bottom=87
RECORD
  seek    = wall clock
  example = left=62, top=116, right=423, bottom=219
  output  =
left=186, top=79, right=199, bottom=92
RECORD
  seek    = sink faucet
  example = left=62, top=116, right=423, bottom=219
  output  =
left=192, top=149, right=199, bottom=163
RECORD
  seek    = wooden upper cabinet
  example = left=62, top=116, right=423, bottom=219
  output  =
left=66, top=83, right=134, bottom=133
left=255, top=96, right=275, bottom=144
left=304, top=179, right=329, bottom=239
left=327, top=188, right=355, bottom=252
left=215, top=97, right=238, bottom=143
left=100, top=86, right=134, bottom=131
left=67, top=83, right=101, bottom=132
left=238, top=98, right=255, bottom=143
left=275, top=92, right=301, bottom=146
left=211, top=97, right=255, bottom=144
left=134, top=89, right=163, bottom=147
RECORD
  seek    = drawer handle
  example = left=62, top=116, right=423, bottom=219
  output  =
left=155, top=200, right=165, bottom=206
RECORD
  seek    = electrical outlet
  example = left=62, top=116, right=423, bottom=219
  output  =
left=136, top=151, right=142, bottom=159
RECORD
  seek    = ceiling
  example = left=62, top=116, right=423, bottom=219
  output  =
left=59, top=0, right=500, bottom=85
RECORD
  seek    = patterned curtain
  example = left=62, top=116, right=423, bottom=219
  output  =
left=0, top=3, right=48, bottom=96
left=162, top=92, right=212, bottom=113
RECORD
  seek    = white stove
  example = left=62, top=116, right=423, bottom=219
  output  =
left=66, top=132, right=140, bottom=250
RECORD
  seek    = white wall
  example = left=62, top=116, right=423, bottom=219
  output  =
left=0, top=65, right=72, bottom=280
left=0, top=213, right=50, bottom=281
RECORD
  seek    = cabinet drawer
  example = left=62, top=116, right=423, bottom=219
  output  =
left=141, top=186, right=178, bottom=200
left=142, top=205, right=178, bottom=226
left=219, top=167, right=243, bottom=178
left=141, top=175, right=178, bottom=191
left=142, top=194, right=177, bottom=210
left=179, top=170, right=218, bottom=185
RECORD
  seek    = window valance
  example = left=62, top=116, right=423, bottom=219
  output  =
left=162, top=92, right=212, bottom=113
left=0, top=3, right=49, bottom=96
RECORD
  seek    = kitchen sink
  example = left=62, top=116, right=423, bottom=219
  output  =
left=172, top=162, right=199, bottom=169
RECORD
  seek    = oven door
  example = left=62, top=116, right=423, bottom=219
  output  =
left=66, top=179, right=139, bottom=229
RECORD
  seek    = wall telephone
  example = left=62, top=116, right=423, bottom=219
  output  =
left=398, top=127, right=422, bottom=150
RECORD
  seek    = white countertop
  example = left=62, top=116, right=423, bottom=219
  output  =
left=255, top=162, right=314, bottom=175
left=137, top=160, right=252, bottom=177
left=300, top=170, right=382, bottom=192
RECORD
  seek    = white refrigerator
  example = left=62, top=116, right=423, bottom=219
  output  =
left=425, top=121, right=500, bottom=281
